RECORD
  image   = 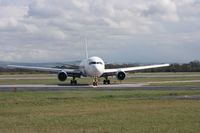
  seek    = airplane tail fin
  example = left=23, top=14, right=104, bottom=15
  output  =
left=85, top=37, right=88, bottom=59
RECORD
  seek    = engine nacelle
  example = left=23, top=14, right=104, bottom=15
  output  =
left=58, top=71, right=68, bottom=81
left=116, top=71, right=126, bottom=80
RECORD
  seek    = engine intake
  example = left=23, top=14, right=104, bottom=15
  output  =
left=58, top=71, right=68, bottom=81
left=116, top=71, right=126, bottom=80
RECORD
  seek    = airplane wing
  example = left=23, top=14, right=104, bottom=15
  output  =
left=7, top=65, right=81, bottom=76
left=103, top=64, right=170, bottom=74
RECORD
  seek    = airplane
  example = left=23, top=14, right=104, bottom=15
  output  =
left=8, top=42, right=170, bottom=86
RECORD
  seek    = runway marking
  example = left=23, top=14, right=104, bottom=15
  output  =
left=0, top=83, right=146, bottom=88
left=0, top=84, right=200, bottom=92
left=92, top=83, right=146, bottom=88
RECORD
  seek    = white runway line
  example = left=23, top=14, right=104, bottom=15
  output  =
left=0, top=83, right=146, bottom=88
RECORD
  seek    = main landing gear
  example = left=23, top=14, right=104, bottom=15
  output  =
left=70, top=77, right=77, bottom=85
left=103, top=77, right=110, bottom=84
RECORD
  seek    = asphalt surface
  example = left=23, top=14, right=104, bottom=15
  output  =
left=0, top=84, right=200, bottom=91
left=1, top=84, right=200, bottom=100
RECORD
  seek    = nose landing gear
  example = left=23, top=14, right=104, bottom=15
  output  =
left=93, top=77, right=99, bottom=86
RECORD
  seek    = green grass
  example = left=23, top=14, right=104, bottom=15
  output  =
left=121, top=77, right=200, bottom=83
left=0, top=76, right=91, bottom=85
left=0, top=90, right=200, bottom=133
left=0, top=79, right=60, bottom=85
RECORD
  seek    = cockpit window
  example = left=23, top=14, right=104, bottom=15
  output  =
left=96, top=62, right=103, bottom=64
left=89, top=62, right=95, bottom=65
left=89, top=62, right=103, bottom=65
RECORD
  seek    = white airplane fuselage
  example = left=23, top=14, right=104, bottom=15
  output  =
left=79, top=56, right=105, bottom=77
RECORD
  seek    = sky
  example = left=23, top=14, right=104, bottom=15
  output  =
left=0, top=0, right=200, bottom=63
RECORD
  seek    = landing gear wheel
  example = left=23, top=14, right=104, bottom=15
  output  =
left=70, top=79, right=77, bottom=85
left=93, top=82, right=97, bottom=86
left=103, top=80, right=106, bottom=84
left=93, top=77, right=99, bottom=86
left=74, top=80, right=77, bottom=85
left=103, top=79, right=110, bottom=84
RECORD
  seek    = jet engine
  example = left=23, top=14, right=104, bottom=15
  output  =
left=58, top=71, right=68, bottom=81
left=116, top=71, right=126, bottom=80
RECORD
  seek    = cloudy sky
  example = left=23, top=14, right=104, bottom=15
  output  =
left=0, top=0, right=200, bottom=63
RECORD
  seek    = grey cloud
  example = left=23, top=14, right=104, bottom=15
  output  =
left=0, top=0, right=199, bottom=63
left=142, top=0, right=179, bottom=22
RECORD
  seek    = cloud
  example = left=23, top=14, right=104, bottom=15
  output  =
left=142, top=0, right=179, bottom=22
left=0, top=0, right=199, bottom=63
left=0, top=4, right=27, bottom=31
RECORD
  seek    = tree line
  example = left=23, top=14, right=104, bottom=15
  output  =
left=106, top=60, right=200, bottom=72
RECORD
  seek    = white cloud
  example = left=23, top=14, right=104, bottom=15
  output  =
left=0, top=0, right=199, bottom=63
left=0, top=5, right=27, bottom=31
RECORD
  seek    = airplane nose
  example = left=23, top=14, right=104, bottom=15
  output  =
left=91, top=65, right=103, bottom=76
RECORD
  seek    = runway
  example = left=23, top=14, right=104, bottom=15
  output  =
left=0, top=83, right=200, bottom=91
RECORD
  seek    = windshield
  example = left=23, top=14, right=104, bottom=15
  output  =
left=89, top=62, right=103, bottom=65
